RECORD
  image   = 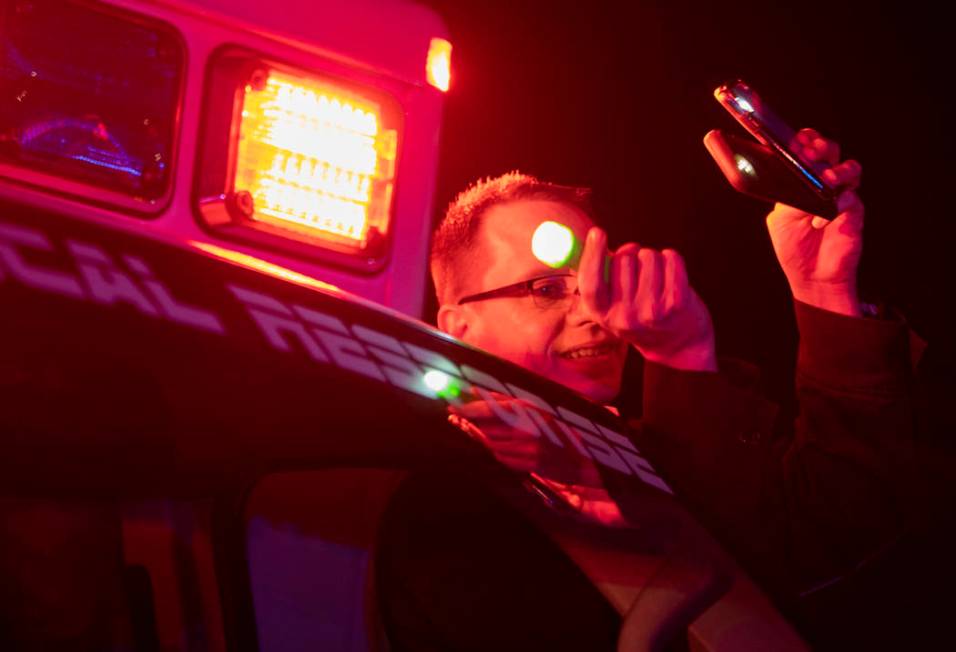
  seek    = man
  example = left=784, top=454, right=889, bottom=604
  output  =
left=376, top=129, right=925, bottom=649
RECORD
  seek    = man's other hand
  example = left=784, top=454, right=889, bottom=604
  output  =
left=448, top=394, right=603, bottom=487
left=447, top=395, right=626, bottom=526
left=578, top=228, right=717, bottom=372
left=766, top=128, right=864, bottom=317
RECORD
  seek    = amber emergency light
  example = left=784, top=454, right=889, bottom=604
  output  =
left=236, top=70, right=396, bottom=245
left=197, top=52, right=402, bottom=270
left=426, top=38, right=452, bottom=92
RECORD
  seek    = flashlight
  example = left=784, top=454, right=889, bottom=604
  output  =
left=531, top=221, right=580, bottom=268
left=531, top=220, right=612, bottom=282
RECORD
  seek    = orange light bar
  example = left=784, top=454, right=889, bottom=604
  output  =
left=426, top=38, right=452, bottom=92
left=233, top=70, right=398, bottom=249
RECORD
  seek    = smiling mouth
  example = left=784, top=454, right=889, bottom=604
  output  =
left=559, top=342, right=619, bottom=360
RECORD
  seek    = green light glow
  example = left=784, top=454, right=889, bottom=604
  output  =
left=423, top=369, right=463, bottom=400
left=423, top=370, right=450, bottom=393
left=532, top=221, right=579, bottom=268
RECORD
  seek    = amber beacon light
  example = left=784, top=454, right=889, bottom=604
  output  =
left=426, top=38, right=452, bottom=92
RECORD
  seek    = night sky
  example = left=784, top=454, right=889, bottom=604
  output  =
left=421, top=0, right=954, bottom=408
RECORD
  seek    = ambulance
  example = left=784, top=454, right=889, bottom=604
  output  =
left=0, top=0, right=806, bottom=649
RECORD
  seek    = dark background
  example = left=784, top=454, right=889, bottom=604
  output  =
left=420, top=0, right=954, bottom=408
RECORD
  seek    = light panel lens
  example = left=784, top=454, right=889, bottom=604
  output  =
left=0, top=0, right=182, bottom=202
left=233, top=70, right=398, bottom=249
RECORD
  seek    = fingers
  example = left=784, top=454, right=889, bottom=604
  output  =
left=823, top=159, right=862, bottom=191
left=661, top=249, right=687, bottom=314
left=767, top=201, right=814, bottom=229
left=794, top=128, right=865, bottom=196
left=610, top=243, right=639, bottom=306
left=805, top=190, right=863, bottom=232
left=635, top=248, right=664, bottom=322
left=578, top=227, right=609, bottom=317
left=834, top=190, right=864, bottom=229
left=836, top=189, right=863, bottom=214
left=766, top=157, right=861, bottom=224
left=490, top=440, right=540, bottom=470
left=449, top=396, right=610, bottom=480
left=581, top=233, right=701, bottom=356
left=450, top=397, right=497, bottom=421
left=794, top=128, right=840, bottom=166
left=766, top=152, right=862, bottom=223
left=450, top=400, right=541, bottom=471
left=603, top=245, right=688, bottom=327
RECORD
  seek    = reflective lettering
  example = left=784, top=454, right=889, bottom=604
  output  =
left=366, top=345, right=432, bottom=397
left=0, top=223, right=84, bottom=298
left=403, top=343, right=462, bottom=376
left=296, top=307, right=385, bottom=382
left=505, top=384, right=564, bottom=447
left=293, top=306, right=349, bottom=334
left=352, top=325, right=432, bottom=397
left=124, top=255, right=224, bottom=334
left=593, top=423, right=671, bottom=492
left=229, top=285, right=329, bottom=363
left=68, top=241, right=159, bottom=316
left=472, top=386, right=541, bottom=438
left=596, top=423, right=640, bottom=452
left=461, top=364, right=510, bottom=394
left=617, top=450, right=673, bottom=494
left=557, top=407, right=630, bottom=474
left=553, top=418, right=594, bottom=460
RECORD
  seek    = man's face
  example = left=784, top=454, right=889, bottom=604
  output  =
left=447, top=199, right=628, bottom=403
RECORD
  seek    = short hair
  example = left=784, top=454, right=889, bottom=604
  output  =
left=430, top=171, right=593, bottom=305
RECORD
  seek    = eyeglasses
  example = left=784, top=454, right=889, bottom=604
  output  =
left=457, top=274, right=578, bottom=309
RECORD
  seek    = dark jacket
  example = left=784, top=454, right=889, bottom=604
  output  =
left=636, top=300, right=940, bottom=649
